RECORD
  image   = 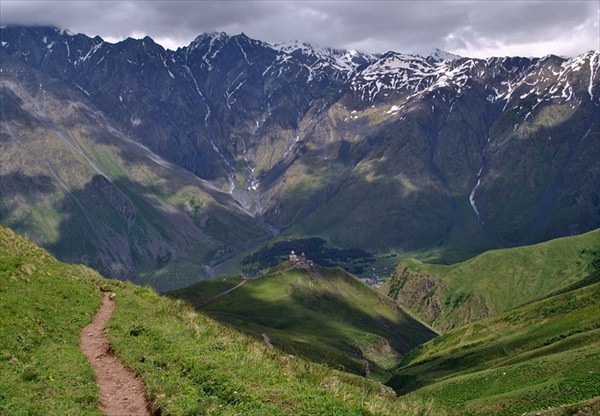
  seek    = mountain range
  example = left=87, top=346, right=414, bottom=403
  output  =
left=1, top=25, right=599, bottom=288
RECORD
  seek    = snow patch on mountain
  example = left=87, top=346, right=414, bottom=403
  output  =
left=588, top=51, right=600, bottom=100
left=427, top=48, right=462, bottom=62
left=349, top=49, right=600, bottom=106
left=272, top=40, right=376, bottom=74
left=469, top=168, right=484, bottom=224
left=350, top=52, right=477, bottom=101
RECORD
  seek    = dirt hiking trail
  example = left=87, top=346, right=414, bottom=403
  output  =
left=80, top=293, right=151, bottom=416
left=194, top=263, right=310, bottom=308
left=193, top=277, right=258, bottom=308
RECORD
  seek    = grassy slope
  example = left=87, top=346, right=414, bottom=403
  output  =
left=387, top=279, right=600, bottom=415
left=172, top=264, right=437, bottom=380
left=0, top=226, right=445, bottom=415
left=172, top=274, right=245, bottom=303
left=410, top=229, right=600, bottom=313
left=382, top=230, right=600, bottom=331
left=0, top=226, right=104, bottom=415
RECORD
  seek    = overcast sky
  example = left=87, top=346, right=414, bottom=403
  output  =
left=1, top=0, right=598, bottom=58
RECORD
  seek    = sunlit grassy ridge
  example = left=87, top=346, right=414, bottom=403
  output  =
left=382, top=230, right=600, bottom=331
left=0, top=226, right=445, bottom=415
left=172, top=264, right=437, bottom=380
left=408, top=229, right=599, bottom=312
left=388, top=279, right=600, bottom=415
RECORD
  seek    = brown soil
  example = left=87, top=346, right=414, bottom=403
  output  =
left=80, top=293, right=151, bottom=416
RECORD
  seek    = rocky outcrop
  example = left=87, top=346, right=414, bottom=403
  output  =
left=386, top=262, right=491, bottom=332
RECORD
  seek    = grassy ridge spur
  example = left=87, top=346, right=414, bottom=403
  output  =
left=383, top=230, right=600, bottom=331
left=172, top=264, right=437, bottom=380
left=388, top=272, right=600, bottom=415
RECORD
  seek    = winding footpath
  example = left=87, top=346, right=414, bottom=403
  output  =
left=193, top=277, right=257, bottom=308
left=193, top=263, right=306, bottom=308
left=80, top=293, right=151, bottom=416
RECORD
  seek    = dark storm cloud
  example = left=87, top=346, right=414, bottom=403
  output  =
left=1, top=1, right=598, bottom=57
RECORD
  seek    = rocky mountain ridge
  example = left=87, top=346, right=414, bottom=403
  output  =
left=0, top=47, right=270, bottom=290
left=1, top=25, right=599, bottom=285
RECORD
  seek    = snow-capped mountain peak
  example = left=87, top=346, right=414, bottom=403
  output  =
left=427, top=48, right=462, bottom=62
left=271, top=39, right=314, bottom=54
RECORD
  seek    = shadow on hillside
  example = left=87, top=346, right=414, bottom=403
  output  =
left=387, top=276, right=600, bottom=396
left=1, top=59, right=271, bottom=290
left=176, top=271, right=437, bottom=380
left=0, top=172, right=56, bottom=200
left=0, top=166, right=269, bottom=291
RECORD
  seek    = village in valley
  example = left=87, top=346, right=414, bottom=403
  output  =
left=240, top=237, right=390, bottom=285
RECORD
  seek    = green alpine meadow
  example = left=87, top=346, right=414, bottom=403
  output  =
left=382, top=230, right=600, bottom=331
left=388, top=280, right=600, bottom=415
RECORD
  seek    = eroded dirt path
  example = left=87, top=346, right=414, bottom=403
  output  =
left=193, top=277, right=257, bottom=308
left=81, top=293, right=151, bottom=416
left=193, top=263, right=312, bottom=309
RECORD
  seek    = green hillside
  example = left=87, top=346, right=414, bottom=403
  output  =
left=0, top=225, right=445, bottom=415
left=172, top=263, right=437, bottom=380
left=0, top=228, right=103, bottom=415
left=387, top=279, right=600, bottom=416
left=382, top=230, right=600, bottom=331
